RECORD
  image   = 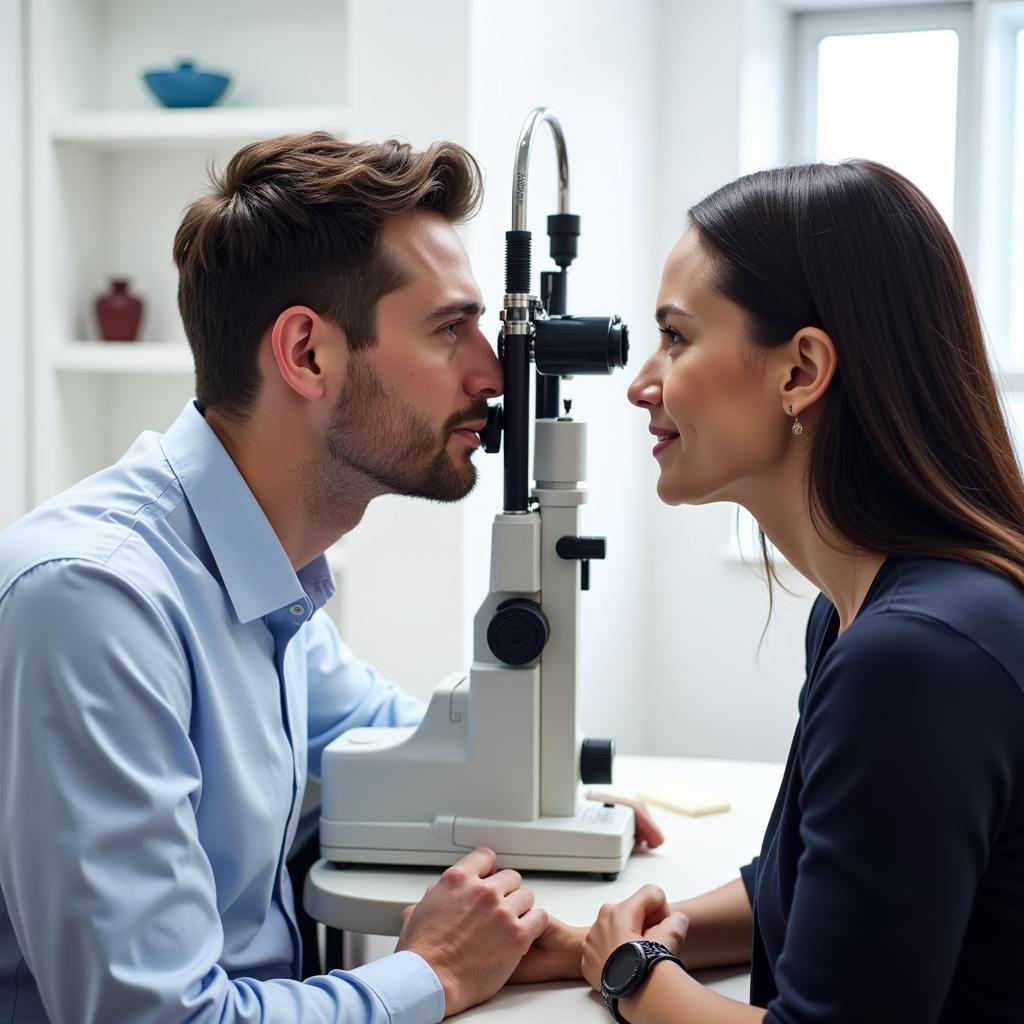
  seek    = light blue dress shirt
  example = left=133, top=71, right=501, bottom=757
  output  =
left=0, top=401, right=443, bottom=1024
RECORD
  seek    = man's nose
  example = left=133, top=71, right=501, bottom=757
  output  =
left=465, top=331, right=503, bottom=399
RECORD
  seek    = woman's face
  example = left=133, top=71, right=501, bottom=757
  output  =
left=628, top=227, right=792, bottom=507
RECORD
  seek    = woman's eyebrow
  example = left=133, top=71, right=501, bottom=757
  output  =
left=655, top=303, right=694, bottom=324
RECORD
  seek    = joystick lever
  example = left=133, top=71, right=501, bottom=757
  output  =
left=556, top=535, right=606, bottom=591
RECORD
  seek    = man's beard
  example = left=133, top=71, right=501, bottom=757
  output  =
left=325, top=353, right=488, bottom=503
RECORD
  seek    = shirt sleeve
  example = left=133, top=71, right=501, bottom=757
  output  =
left=0, top=560, right=442, bottom=1024
left=303, top=609, right=425, bottom=779
left=764, top=612, right=1019, bottom=1024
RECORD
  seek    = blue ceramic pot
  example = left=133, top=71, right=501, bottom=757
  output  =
left=143, top=60, right=231, bottom=108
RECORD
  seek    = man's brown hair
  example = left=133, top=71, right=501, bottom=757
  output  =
left=173, top=132, right=483, bottom=419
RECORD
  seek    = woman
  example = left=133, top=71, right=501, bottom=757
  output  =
left=515, top=160, right=1024, bottom=1022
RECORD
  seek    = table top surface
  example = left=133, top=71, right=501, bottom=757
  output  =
left=306, top=754, right=784, bottom=1019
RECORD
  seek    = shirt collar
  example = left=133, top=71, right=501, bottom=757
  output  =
left=160, top=401, right=335, bottom=624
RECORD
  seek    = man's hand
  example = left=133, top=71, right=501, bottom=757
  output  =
left=508, top=916, right=587, bottom=984
left=396, top=848, right=548, bottom=1016
left=581, top=885, right=688, bottom=991
left=585, top=792, right=665, bottom=850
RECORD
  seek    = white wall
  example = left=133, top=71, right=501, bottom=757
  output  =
left=1, top=0, right=28, bottom=528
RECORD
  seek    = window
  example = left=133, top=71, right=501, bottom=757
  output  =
left=814, top=29, right=960, bottom=224
left=794, top=6, right=971, bottom=234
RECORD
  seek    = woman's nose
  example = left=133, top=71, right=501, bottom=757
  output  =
left=627, top=359, right=662, bottom=409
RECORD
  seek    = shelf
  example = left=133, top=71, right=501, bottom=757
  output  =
left=52, top=341, right=194, bottom=375
left=49, top=106, right=351, bottom=151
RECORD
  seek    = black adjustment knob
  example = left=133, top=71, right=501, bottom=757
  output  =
left=487, top=599, right=550, bottom=666
left=480, top=404, right=503, bottom=454
left=556, top=536, right=606, bottom=560
left=580, top=737, right=615, bottom=785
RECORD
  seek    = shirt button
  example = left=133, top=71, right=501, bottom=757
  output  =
left=290, top=604, right=305, bottom=617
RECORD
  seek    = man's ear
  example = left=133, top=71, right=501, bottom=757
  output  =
left=268, top=306, right=346, bottom=402
left=777, top=326, right=837, bottom=418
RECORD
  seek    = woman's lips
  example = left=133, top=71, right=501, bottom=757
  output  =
left=649, top=424, right=680, bottom=456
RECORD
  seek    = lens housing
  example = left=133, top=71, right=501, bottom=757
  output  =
left=534, top=315, right=629, bottom=376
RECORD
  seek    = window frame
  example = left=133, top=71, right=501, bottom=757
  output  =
left=976, top=2, right=1024, bottom=384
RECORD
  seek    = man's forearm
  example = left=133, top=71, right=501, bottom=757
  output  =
left=671, top=877, right=753, bottom=969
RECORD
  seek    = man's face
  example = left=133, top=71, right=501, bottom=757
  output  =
left=326, top=211, right=501, bottom=502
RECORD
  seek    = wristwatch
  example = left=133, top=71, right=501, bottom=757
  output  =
left=600, top=939, right=685, bottom=1023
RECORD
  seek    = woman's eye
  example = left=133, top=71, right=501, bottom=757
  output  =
left=658, top=325, right=685, bottom=347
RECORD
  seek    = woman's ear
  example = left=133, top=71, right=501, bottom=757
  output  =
left=778, top=326, right=837, bottom=418
left=268, top=306, right=346, bottom=403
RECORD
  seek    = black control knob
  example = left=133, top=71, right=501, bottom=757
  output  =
left=580, top=737, right=615, bottom=785
left=556, top=536, right=607, bottom=560
left=487, top=598, right=550, bottom=666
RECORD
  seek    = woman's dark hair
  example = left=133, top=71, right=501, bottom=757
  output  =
left=689, top=159, right=1024, bottom=593
left=173, top=132, right=483, bottom=420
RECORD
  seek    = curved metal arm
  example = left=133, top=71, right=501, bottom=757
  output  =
left=511, top=107, right=570, bottom=231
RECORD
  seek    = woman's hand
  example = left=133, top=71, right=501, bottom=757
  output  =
left=581, top=885, right=689, bottom=991
left=508, top=915, right=588, bottom=983
left=585, top=792, right=666, bottom=850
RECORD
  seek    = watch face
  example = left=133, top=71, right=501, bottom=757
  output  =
left=604, top=943, right=642, bottom=995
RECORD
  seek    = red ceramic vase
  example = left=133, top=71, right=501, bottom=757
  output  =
left=96, top=278, right=144, bottom=342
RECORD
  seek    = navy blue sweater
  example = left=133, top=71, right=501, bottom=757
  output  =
left=741, top=557, right=1024, bottom=1022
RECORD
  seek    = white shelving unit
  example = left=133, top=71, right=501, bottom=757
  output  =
left=27, top=0, right=353, bottom=500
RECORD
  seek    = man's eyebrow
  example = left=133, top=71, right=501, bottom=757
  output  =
left=655, top=303, right=694, bottom=325
left=423, top=300, right=486, bottom=322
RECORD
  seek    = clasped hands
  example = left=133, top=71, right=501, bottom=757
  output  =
left=397, top=794, right=686, bottom=1016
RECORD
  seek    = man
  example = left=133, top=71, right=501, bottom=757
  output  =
left=0, top=133, right=547, bottom=1023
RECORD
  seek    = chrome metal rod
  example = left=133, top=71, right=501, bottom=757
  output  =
left=511, top=107, right=569, bottom=231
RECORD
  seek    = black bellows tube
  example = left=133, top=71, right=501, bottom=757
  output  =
left=505, top=231, right=532, bottom=294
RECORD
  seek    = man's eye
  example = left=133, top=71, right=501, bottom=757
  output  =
left=658, top=326, right=685, bottom=347
left=442, top=320, right=463, bottom=338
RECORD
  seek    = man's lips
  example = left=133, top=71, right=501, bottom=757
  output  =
left=451, top=421, right=486, bottom=446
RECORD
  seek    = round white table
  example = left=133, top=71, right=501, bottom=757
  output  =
left=305, top=755, right=784, bottom=1019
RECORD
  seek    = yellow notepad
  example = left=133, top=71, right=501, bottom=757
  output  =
left=638, top=781, right=731, bottom=817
